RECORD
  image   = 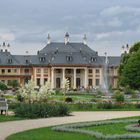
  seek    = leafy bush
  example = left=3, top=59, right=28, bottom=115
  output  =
left=96, top=90, right=103, bottom=95
left=17, top=94, right=24, bottom=102
left=114, top=91, right=124, bottom=102
left=97, top=101, right=113, bottom=109
left=90, top=98, right=97, bottom=102
left=74, top=103, right=93, bottom=110
left=138, top=120, right=140, bottom=126
left=55, top=89, right=61, bottom=95
left=135, top=103, right=140, bottom=109
left=0, top=82, right=7, bottom=91
left=14, top=103, right=70, bottom=118
left=65, top=97, right=73, bottom=103
left=9, top=103, right=21, bottom=110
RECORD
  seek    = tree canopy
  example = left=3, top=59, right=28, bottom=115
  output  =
left=119, top=42, right=140, bottom=89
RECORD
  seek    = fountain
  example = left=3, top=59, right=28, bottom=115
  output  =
left=102, top=52, right=110, bottom=96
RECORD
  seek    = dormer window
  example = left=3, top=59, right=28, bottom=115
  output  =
left=39, top=57, right=45, bottom=62
left=91, top=57, right=96, bottom=62
left=7, top=59, right=12, bottom=64
left=66, top=56, right=73, bottom=62
left=25, top=59, right=30, bottom=64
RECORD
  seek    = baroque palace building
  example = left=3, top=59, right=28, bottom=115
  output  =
left=0, top=33, right=124, bottom=89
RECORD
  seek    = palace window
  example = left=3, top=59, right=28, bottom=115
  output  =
left=1, top=69, right=5, bottom=74
left=8, top=69, right=11, bottom=73
left=95, top=79, right=100, bottom=86
left=56, top=69, right=61, bottom=73
left=44, top=78, right=48, bottom=84
left=25, top=59, right=30, bottom=64
left=66, top=56, right=73, bottom=62
left=1, top=80, right=5, bottom=83
left=14, top=69, right=17, bottom=73
left=76, top=69, right=81, bottom=74
left=66, top=69, right=71, bottom=74
left=7, top=59, right=12, bottom=64
left=36, top=68, right=41, bottom=73
left=91, top=57, right=96, bottom=62
left=44, top=68, right=48, bottom=73
left=39, top=57, right=45, bottom=62
left=88, top=69, right=92, bottom=73
left=88, top=79, right=93, bottom=86
left=36, top=78, right=40, bottom=86
left=7, top=80, right=11, bottom=85
left=25, top=69, right=30, bottom=73
left=96, top=69, right=100, bottom=73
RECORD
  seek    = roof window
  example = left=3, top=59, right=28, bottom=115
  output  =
left=66, top=56, right=73, bottom=62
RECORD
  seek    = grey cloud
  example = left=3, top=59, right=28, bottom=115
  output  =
left=0, top=0, right=140, bottom=56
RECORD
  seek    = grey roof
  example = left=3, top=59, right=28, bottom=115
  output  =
left=100, top=56, right=121, bottom=67
left=0, top=42, right=121, bottom=67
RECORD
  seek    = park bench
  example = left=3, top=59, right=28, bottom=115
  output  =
left=0, top=98, right=8, bottom=115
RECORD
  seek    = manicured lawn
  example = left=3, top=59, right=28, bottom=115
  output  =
left=0, top=115, right=22, bottom=122
left=84, top=123, right=135, bottom=134
left=6, top=127, right=96, bottom=140
left=6, top=116, right=140, bottom=140
left=69, top=103, right=140, bottom=111
left=50, top=94, right=96, bottom=102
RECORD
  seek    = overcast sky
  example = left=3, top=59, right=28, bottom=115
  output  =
left=0, top=0, right=140, bottom=56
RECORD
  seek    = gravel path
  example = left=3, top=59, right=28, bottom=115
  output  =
left=0, top=111, right=140, bottom=140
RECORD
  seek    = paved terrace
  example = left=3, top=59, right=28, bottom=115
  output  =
left=0, top=111, right=140, bottom=140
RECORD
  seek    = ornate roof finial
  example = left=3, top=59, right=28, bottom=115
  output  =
left=126, top=44, right=129, bottom=53
left=121, top=45, right=125, bottom=54
left=47, top=34, right=51, bottom=44
left=64, top=32, right=69, bottom=45
left=83, top=34, right=87, bottom=45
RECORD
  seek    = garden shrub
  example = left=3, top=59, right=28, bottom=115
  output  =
left=55, top=89, right=62, bottom=95
left=9, top=102, right=21, bottom=110
left=65, top=97, right=73, bottom=103
left=135, top=103, right=140, bottom=109
left=96, top=90, right=103, bottom=95
left=97, top=101, right=113, bottom=109
left=74, top=103, right=93, bottom=110
left=17, top=94, right=24, bottom=102
left=14, top=103, right=70, bottom=118
left=90, top=98, right=97, bottom=102
left=114, top=91, right=124, bottom=102
left=0, top=82, right=7, bottom=91
left=138, top=120, right=140, bottom=126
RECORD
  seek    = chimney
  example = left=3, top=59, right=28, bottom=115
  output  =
left=104, top=52, right=108, bottom=64
left=47, top=34, right=51, bottom=44
left=126, top=44, right=129, bottom=53
left=2, top=42, right=6, bottom=52
left=64, top=32, right=69, bottom=45
left=7, top=43, right=10, bottom=52
left=83, top=34, right=87, bottom=45
left=0, top=45, right=2, bottom=52
left=121, top=45, right=125, bottom=54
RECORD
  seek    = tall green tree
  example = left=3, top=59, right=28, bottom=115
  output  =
left=119, top=42, right=140, bottom=89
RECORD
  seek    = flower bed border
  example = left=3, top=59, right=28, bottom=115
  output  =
left=52, top=119, right=140, bottom=139
left=125, top=124, right=140, bottom=132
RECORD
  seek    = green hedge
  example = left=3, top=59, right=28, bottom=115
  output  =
left=14, top=103, right=70, bottom=118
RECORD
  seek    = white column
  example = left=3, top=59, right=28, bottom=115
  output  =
left=73, top=68, right=76, bottom=89
left=51, top=68, right=54, bottom=89
left=62, top=68, right=65, bottom=81
left=84, top=68, right=88, bottom=88
left=41, top=68, right=44, bottom=85
left=62, top=68, right=65, bottom=88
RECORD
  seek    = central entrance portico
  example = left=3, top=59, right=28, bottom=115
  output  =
left=51, top=67, right=88, bottom=89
